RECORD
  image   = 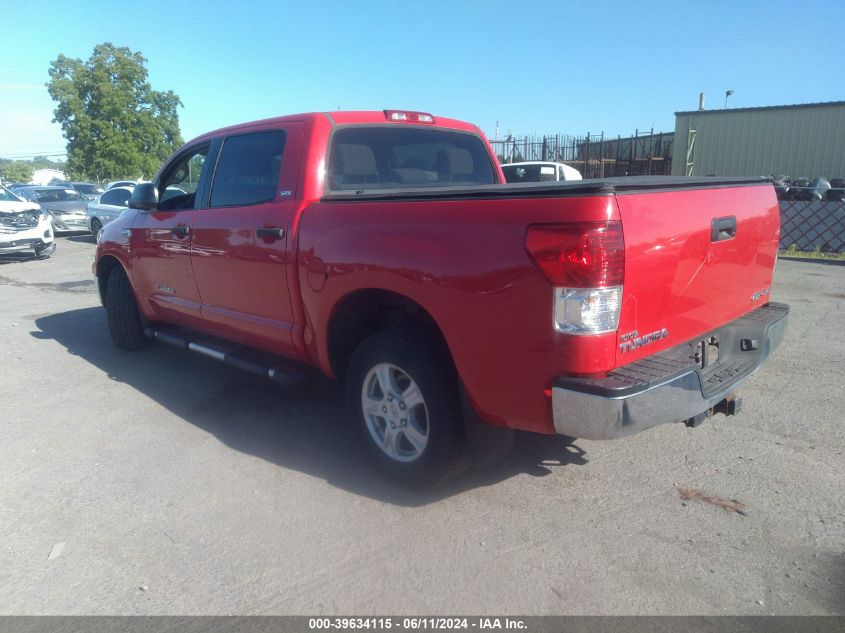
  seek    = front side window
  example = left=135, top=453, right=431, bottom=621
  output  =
left=209, top=131, right=286, bottom=208
left=158, top=144, right=209, bottom=210
left=327, top=126, right=495, bottom=191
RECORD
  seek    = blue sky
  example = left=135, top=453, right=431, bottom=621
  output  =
left=1, top=0, right=843, bottom=160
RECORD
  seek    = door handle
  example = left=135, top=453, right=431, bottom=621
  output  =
left=711, top=216, right=736, bottom=242
left=171, top=225, right=191, bottom=238
left=257, top=227, right=285, bottom=241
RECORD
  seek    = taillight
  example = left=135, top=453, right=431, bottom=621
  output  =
left=384, top=110, right=435, bottom=124
left=525, top=222, right=623, bottom=287
left=526, top=222, right=624, bottom=335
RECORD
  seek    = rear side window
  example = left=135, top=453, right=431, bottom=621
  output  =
left=328, top=126, right=495, bottom=190
left=210, top=131, right=286, bottom=207
left=100, top=188, right=131, bottom=206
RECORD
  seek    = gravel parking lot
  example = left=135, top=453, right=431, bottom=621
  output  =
left=1, top=236, right=843, bottom=615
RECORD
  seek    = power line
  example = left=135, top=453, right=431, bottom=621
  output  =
left=0, top=152, right=67, bottom=160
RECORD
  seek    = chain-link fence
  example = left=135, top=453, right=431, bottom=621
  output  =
left=780, top=200, right=845, bottom=253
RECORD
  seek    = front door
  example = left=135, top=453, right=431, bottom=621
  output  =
left=189, top=124, right=303, bottom=357
left=129, top=143, right=211, bottom=328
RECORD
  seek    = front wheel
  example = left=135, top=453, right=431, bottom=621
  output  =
left=104, top=266, right=151, bottom=351
left=346, top=329, right=466, bottom=487
left=90, top=218, right=102, bottom=239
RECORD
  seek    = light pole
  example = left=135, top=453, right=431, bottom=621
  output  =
left=725, top=90, right=734, bottom=109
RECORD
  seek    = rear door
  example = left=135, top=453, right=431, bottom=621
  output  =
left=189, top=124, right=304, bottom=357
left=129, top=142, right=211, bottom=328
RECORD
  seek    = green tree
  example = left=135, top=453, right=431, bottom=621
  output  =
left=47, top=43, right=183, bottom=181
left=0, top=161, right=34, bottom=184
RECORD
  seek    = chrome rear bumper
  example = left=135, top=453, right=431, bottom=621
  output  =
left=551, top=303, right=789, bottom=440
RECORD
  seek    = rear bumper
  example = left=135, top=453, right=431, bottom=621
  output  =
left=551, top=302, right=789, bottom=439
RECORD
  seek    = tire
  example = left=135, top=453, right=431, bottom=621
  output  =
left=346, top=328, right=467, bottom=488
left=104, top=266, right=151, bottom=351
left=90, top=218, right=102, bottom=239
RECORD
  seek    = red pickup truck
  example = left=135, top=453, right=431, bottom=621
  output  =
left=93, top=110, right=788, bottom=486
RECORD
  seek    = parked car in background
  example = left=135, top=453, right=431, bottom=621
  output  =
left=0, top=184, right=55, bottom=258
left=87, top=185, right=187, bottom=237
left=72, top=182, right=105, bottom=200
left=500, top=161, right=582, bottom=183
left=86, top=186, right=134, bottom=236
left=49, top=180, right=105, bottom=200
left=10, top=185, right=89, bottom=233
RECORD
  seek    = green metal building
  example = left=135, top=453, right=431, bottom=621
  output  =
left=671, top=101, right=845, bottom=179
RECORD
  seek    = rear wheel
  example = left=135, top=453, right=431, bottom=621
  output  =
left=347, top=328, right=466, bottom=487
left=104, top=266, right=151, bottom=351
left=90, top=218, right=102, bottom=239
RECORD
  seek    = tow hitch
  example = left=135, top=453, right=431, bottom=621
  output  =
left=684, top=393, right=743, bottom=428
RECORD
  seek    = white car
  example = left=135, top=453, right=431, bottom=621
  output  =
left=501, top=161, right=583, bottom=183
left=0, top=185, right=55, bottom=258
left=86, top=186, right=134, bottom=236
left=86, top=185, right=187, bottom=237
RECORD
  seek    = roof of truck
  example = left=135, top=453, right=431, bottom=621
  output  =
left=189, top=111, right=483, bottom=145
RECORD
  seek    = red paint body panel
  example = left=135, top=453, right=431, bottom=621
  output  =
left=613, top=186, right=780, bottom=365
left=297, top=195, right=619, bottom=433
left=94, top=110, right=782, bottom=437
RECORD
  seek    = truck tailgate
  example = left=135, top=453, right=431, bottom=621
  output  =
left=614, top=183, right=780, bottom=366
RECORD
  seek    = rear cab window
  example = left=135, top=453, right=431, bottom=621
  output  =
left=327, top=126, right=496, bottom=191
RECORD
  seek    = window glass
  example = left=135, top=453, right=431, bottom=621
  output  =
left=158, top=145, right=209, bottom=210
left=327, top=127, right=495, bottom=190
left=74, top=184, right=100, bottom=195
left=209, top=131, right=286, bottom=207
left=0, top=185, right=22, bottom=202
left=34, top=188, right=83, bottom=202
left=100, top=188, right=131, bottom=206
left=501, top=164, right=557, bottom=183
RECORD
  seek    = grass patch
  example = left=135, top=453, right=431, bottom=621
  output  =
left=779, top=245, right=845, bottom=261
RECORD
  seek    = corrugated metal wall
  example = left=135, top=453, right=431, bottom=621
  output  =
left=672, top=102, right=845, bottom=178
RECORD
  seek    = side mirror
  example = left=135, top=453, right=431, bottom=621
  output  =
left=129, top=183, right=159, bottom=210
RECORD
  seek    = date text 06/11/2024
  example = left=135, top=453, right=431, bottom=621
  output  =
left=307, top=617, right=527, bottom=630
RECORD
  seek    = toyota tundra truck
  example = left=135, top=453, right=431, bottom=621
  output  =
left=93, top=110, right=789, bottom=486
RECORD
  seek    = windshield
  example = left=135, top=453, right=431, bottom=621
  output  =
left=0, top=185, right=23, bottom=202
left=34, top=188, right=82, bottom=203
left=327, top=126, right=496, bottom=190
left=501, top=164, right=557, bottom=183
left=74, top=184, right=101, bottom=195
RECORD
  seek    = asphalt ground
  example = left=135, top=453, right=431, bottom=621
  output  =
left=1, top=235, right=843, bottom=615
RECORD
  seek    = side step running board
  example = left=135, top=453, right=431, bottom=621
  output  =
left=144, top=328, right=309, bottom=386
